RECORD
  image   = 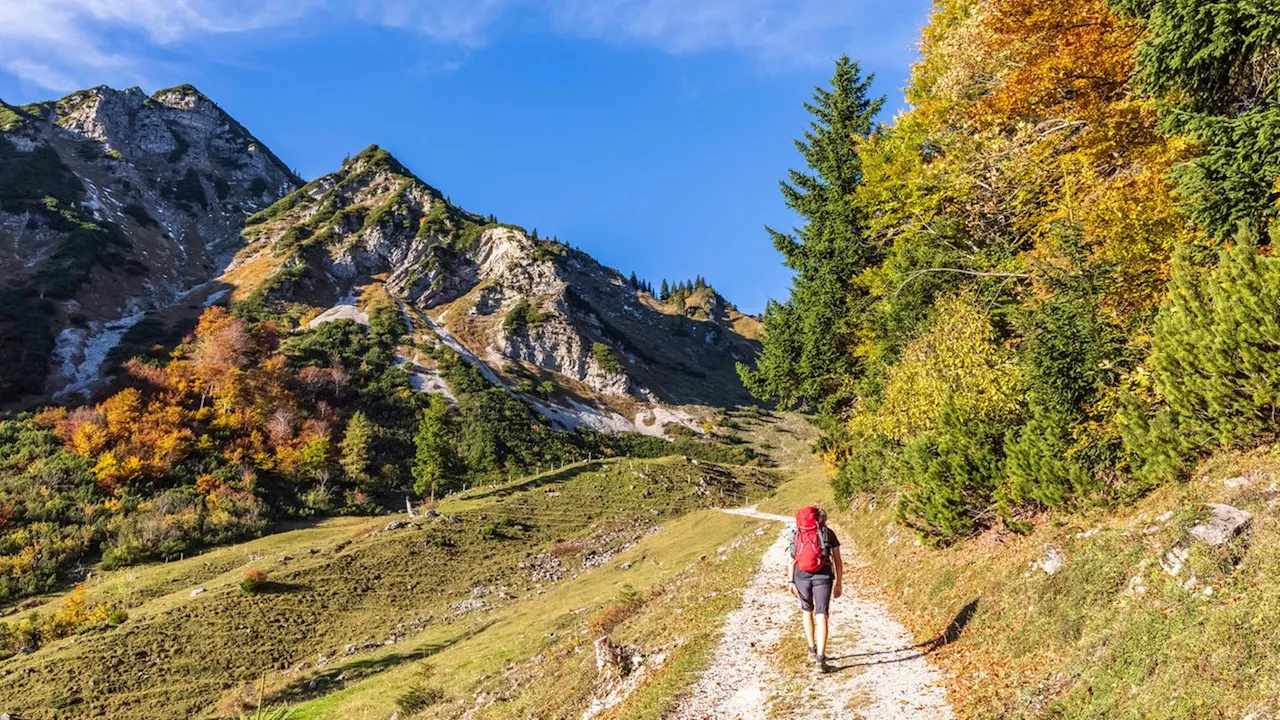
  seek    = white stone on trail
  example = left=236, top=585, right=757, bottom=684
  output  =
left=676, top=507, right=953, bottom=719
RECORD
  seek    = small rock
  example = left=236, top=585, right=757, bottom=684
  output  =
left=308, top=547, right=320, bottom=555
left=384, top=520, right=408, bottom=532
left=1161, top=546, right=1189, bottom=576
left=1188, top=504, right=1252, bottom=546
left=279, top=555, right=292, bottom=562
left=1223, top=475, right=1250, bottom=489
left=1075, top=528, right=1101, bottom=539
left=617, top=560, right=635, bottom=570
left=1033, top=544, right=1065, bottom=575
left=190, top=587, right=206, bottom=598
left=1156, top=510, right=1175, bottom=523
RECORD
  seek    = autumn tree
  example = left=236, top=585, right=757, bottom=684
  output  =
left=339, top=411, right=375, bottom=482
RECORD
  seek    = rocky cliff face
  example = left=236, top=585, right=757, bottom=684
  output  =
left=0, top=84, right=298, bottom=400
left=228, top=146, right=759, bottom=432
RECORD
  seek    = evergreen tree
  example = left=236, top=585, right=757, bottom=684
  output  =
left=1111, top=0, right=1280, bottom=239
left=660, top=279, right=669, bottom=300
left=531, top=228, right=539, bottom=240
left=412, top=395, right=453, bottom=502
left=738, top=56, right=884, bottom=411
left=339, top=411, right=374, bottom=481
left=629, top=271, right=639, bottom=288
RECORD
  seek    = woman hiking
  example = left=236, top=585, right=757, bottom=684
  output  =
left=787, top=505, right=844, bottom=673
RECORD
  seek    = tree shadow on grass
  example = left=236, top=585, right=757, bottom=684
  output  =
left=825, top=598, right=979, bottom=673
left=266, top=619, right=497, bottom=705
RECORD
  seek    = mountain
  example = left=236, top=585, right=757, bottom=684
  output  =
left=0, top=85, right=298, bottom=400
left=222, top=145, right=760, bottom=433
left=0, top=85, right=759, bottom=434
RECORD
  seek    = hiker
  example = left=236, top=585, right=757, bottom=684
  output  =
left=787, top=505, right=843, bottom=672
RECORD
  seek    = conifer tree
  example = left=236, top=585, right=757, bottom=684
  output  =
left=738, top=56, right=884, bottom=411
left=1111, top=0, right=1280, bottom=238
left=339, top=411, right=374, bottom=481
left=413, top=395, right=453, bottom=502
left=660, top=279, right=669, bottom=301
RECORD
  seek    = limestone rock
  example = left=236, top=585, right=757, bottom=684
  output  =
left=1188, top=504, right=1251, bottom=546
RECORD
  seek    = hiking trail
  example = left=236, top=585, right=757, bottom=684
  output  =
left=675, top=506, right=954, bottom=719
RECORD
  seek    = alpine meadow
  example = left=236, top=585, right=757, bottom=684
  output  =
left=5, top=0, right=1280, bottom=718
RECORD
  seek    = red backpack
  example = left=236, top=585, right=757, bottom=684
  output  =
left=790, top=506, right=831, bottom=573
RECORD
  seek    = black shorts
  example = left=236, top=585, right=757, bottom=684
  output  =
left=794, top=570, right=832, bottom=615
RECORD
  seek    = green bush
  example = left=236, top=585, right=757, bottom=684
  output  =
left=591, top=343, right=624, bottom=375
left=502, top=300, right=543, bottom=335
left=164, top=168, right=207, bottom=211
left=897, top=400, right=1004, bottom=544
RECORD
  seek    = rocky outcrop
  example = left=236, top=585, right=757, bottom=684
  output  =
left=0, top=83, right=298, bottom=400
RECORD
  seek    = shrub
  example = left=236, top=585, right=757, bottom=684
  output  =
left=588, top=585, right=643, bottom=636
left=240, top=569, right=269, bottom=594
left=897, top=400, right=1004, bottom=544
left=107, top=609, right=128, bottom=627
left=590, top=343, right=624, bottom=375
left=502, top=300, right=543, bottom=336
left=395, top=686, right=445, bottom=715
left=121, top=203, right=158, bottom=228
left=164, top=168, right=207, bottom=211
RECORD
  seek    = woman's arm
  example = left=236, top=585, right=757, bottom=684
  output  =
left=832, top=546, right=844, bottom=599
left=786, top=558, right=797, bottom=596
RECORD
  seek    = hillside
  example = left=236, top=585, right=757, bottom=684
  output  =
left=0, top=415, right=788, bottom=719
left=221, top=145, right=759, bottom=432
left=0, top=85, right=298, bottom=402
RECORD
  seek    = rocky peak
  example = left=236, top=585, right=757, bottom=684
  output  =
left=0, top=83, right=300, bottom=402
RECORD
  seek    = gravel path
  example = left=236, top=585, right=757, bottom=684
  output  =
left=675, top=507, right=953, bottom=719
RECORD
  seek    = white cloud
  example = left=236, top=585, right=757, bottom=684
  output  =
left=0, top=0, right=922, bottom=94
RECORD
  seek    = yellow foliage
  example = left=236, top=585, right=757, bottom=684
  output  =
left=850, top=294, right=1021, bottom=441
left=70, top=422, right=108, bottom=456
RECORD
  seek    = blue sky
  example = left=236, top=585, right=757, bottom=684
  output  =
left=0, top=0, right=932, bottom=314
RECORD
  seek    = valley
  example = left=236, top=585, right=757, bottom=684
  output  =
left=0, top=411, right=810, bottom=719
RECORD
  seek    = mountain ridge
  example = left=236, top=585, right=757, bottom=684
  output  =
left=0, top=85, right=759, bottom=433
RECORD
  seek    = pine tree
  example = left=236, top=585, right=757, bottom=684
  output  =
left=629, top=271, right=639, bottom=288
left=738, top=56, right=884, bottom=412
left=531, top=228, right=539, bottom=240
left=660, top=279, right=669, bottom=301
left=339, top=411, right=374, bottom=481
left=413, top=395, right=453, bottom=502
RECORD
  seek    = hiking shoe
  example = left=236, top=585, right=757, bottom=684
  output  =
left=807, top=645, right=817, bottom=661
left=818, top=654, right=831, bottom=674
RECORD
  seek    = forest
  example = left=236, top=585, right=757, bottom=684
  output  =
left=740, top=0, right=1280, bottom=542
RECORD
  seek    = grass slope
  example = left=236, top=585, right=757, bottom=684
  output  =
left=768, top=450, right=1280, bottom=719
left=0, top=456, right=778, bottom=719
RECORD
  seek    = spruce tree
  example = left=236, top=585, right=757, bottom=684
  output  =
left=660, top=279, right=669, bottom=301
left=738, top=56, right=884, bottom=411
left=413, top=395, right=453, bottom=502
left=1111, top=0, right=1280, bottom=239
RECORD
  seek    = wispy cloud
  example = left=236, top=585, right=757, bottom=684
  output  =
left=0, top=0, right=922, bottom=94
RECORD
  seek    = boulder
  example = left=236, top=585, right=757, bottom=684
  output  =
left=1188, top=504, right=1251, bottom=546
